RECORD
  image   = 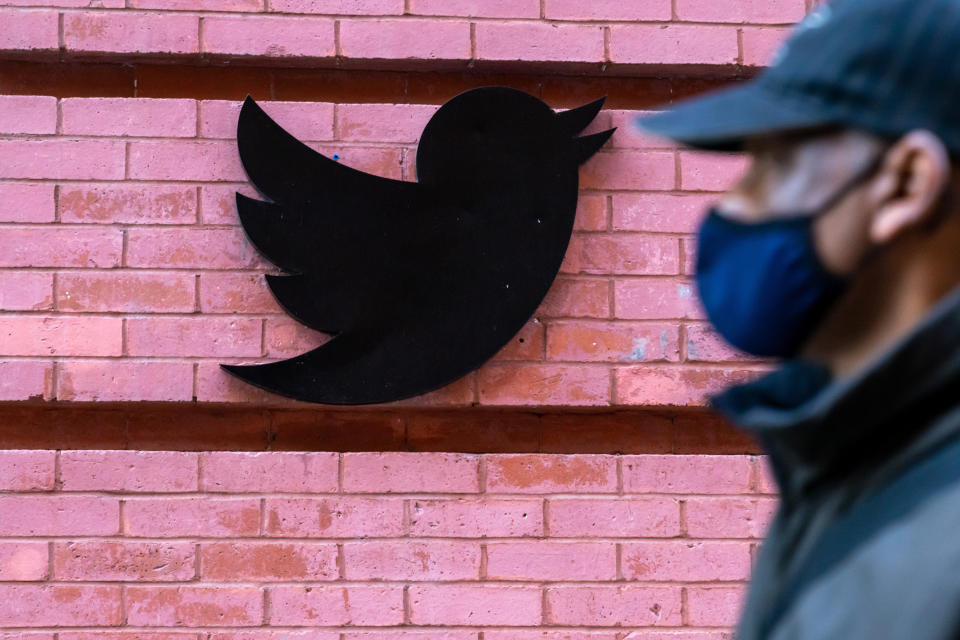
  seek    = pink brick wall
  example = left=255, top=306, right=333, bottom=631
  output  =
left=0, top=1, right=802, bottom=69
left=0, top=449, right=777, bottom=636
left=0, top=95, right=773, bottom=407
left=0, top=3, right=803, bottom=637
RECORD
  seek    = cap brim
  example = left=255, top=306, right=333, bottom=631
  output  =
left=635, top=79, right=841, bottom=151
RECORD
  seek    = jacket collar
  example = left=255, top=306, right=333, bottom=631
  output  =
left=709, top=281, right=960, bottom=504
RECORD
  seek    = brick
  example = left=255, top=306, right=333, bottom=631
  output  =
left=546, top=0, right=671, bottom=19
left=609, top=25, right=739, bottom=65
left=127, top=585, right=262, bottom=626
left=622, top=454, right=753, bottom=494
left=265, top=496, right=404, bottom=537
left=0, top=95, right=56, bottom=134
left=133, top=0, right=261, bottom=9
left=128, top=140, right=245, bottom=180
left=0, top=362, right=55, bottom=401
left=126, top=227, right=263, bottom=269
left=742, top=26, right=793, bottom=66
left=546, top=320, right=680, bottom=363
left=574, top=193, right=607, bottom=231
left=486, top=541, right=616, bottom=580
left=346, top=633, right=475, bottom=640
left=313, top=143, right=404, bottom=179
left=490, top=318, right=545, bottom=362
left=545, top=585, right=682, bottom=626
left=201, top=183, right=259, bottom=224
left=687, top=585, right=747, bottom=627
left=0, top=496, right=118, bottom=535
left=0, top=542, right=48, bottom=580
left=53, top=541, right=196, bottom=582
left=340, top=19, right=470, bottom=61
left=614, top=278, right=705, bottom=320
left=63, top=12, right=199, bottom=55
left=0, top=140, right=125, bottom=180
left=0, top=272, right=53, bottom=311
left=202, top=15, right=335, bottom=58
left=387, top=373, right=478, bottom=408
left=605, top=109, right=678, bottom=149
left=547, top=497, right=681, bottom=537
left=126, top=316, right=262, bottom=357
left=0, top=9, right=58, bottom=51
left=616, top=365, right=765, bottom=406
left=679, top=151, right=750, bottom=191
left=263, top=316, right=330, bottom=357
left=676, top=0, right=806, bottom=24
left=203, top=633, right=338, bottom=640
left=580, top=150, right=676, bottom=191
left=411, top=0, right=538, bottom=18
left=344, top=540, right=479, bottom=580
left=196, top=361, right=297, bottom=404
left=201, top=451, right=338, bottom=492
left=757, top=456, right=779, bottom=494
left=61, top=98, right=196, bottom=137
left=478, top=363, right=610, bottom=406
left=561, top=234, right=680, bottom=275
left=485, top=634, right=618, bottom=640
left=60, top=450, right=198, bottom=492
left=336, top=103, right=435, bottom=143
left=270, top=0, right=404, bottom=14
left=0, top=183, right=55, bottom=222
left=58, top=272, right=194, bottom=313
left=539, top=412, right=675, bottom=455
left=58, top=361, right=194, bottom=402
left=343, top=452, right=479, bottom=493
left=475, top=22, right=605, bottom=63
left=200, top=100, right=335, bottom=140
left=0, top=316, right=121, bottom=356
left=0, top=585, right=122, bottom=626
left=485, top=454, right=617, bottom=493
left=622, top=540, right=751, bottom=581
left=686, top=496, right=778, bottom=538
left=1, top=0, right=124, bottom=4
left=59, top=183, right=198, bottom=224
left=124, top=497, right=260, bottom=537
left=0, top=227, right=121, bottom=268
left=409, top=498, right=544, bottom=537
left=201, top=542, right=338, bottom=581
left=409, top=584, right=541, bottom=626
left=0, top=450, right=54, bottom=490
left=686, top=322, right=771, bottom=362
left=270, top=585, right=404, bottom=626
left=537, top=277, right=610, bottom=318
left=612, top=193, right=714, bottom=233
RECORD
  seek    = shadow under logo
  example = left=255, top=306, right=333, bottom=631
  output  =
left=222, top=86, right=615, bottom=404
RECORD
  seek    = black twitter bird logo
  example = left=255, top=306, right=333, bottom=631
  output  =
left=221, top=86, right=614, bottom=404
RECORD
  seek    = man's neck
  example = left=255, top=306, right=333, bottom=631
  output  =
left=800, top=243, right=957, bottom=379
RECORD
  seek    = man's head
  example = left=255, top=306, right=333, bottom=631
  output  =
left=724, top=126, right=957, bottom=274
left=732, top=126, right=960, bottom=373
left=635, top=0, right=960, bottom=375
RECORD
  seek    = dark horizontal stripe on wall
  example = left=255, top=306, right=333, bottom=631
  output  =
left=0, top=404, right=760, bottom=455
left=0, top=59, right=752, bottom=107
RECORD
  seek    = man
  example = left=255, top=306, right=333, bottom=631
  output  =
left=635, top=0, right=960, bottom=638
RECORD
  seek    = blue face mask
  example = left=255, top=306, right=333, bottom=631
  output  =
left=694, top=155, right=883, bottom=358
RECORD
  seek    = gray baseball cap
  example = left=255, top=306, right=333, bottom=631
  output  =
left=635, top=0, right=960, bottom=154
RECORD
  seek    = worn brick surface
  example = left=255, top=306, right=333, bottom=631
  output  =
left=0, top=1, right=804, bottom=635
left=0, top=449, right=774, bottom=634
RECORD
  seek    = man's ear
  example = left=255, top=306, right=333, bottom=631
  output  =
left=868, top=130, right=950, bottom=244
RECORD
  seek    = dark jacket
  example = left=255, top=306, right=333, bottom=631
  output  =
left=709, top=283, right=960, bottom=640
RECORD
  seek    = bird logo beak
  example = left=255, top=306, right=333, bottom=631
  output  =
left=556, top=97, right=617, bottom=164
